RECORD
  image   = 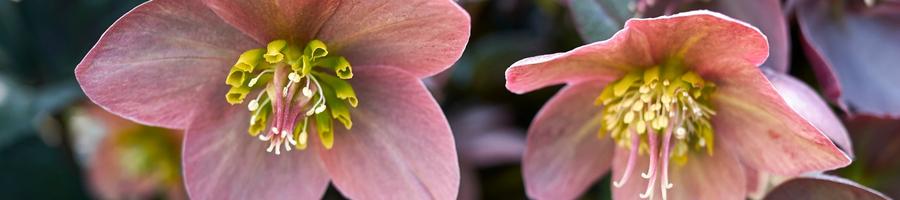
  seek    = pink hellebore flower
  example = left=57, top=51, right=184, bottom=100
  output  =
left=505, top=11, right=850, bottom=200
left=75, top=0, right=470, bottom=199
left=78, top=103, right=186, bottom=200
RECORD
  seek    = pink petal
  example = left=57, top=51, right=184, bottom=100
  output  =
left=796, top=0, right=900, bottom=117
left=522, top=82, right=616, bottom=200
left=609, top=149, right=648, bottom=200
left=700, top=0, right=790, bottom=72
left=624, top=10, right=769, bottom=82
left=318, top=66, right=459, bottom=199
left=711, top=63, right=850, bottom=176
left=666, top=148, right=746, bottom=200
left=745, top=167, right=770, bottom=199
left=611, top=143, right=746, bottom=200
left=504, top=28, right=653, bottom=94
left=182, top=104, right=330, bottom=199
left=765, top=174, right=890, bottom=200
left=200, top=0, right=338, bottom=43
left=317, top=0, right=471, bottom=78
left=75, top=0, right=257, bottom=129
left=767, top=72, right=853, bottom=157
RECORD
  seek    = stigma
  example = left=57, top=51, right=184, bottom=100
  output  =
left=224, top=39, right=358, bottom=155
left=595, top=65, right=716, bottom=200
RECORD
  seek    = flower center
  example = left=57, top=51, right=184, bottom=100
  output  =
left=224, top=39, right=357, bottom=155
left=595, top=65, right=716, bottom=199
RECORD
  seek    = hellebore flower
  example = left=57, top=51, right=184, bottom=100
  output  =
left=793, top=0, right=900, bottom=118
left=505, top=11, right=850, bottom=200
left=69, top=103, right=186, bottom=200
left=90, top=125, right=186, bottom=200
left=74, top=0, right=470, bottom=199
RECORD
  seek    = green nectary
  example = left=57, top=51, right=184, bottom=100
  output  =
left=224, top=39, right=358, bottom=155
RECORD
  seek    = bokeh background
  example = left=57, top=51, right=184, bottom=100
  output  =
left=1, top=0, right=898, bottom=199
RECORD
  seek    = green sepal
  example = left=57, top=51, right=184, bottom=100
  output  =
left=321, top=84, right=352, bottom=129
left=226, top=68, right=248, bottom=87
left=315, top=109, right=334, bottom=149
left=234, top=48, right=264, bottom=72
left=292, top=118, right=308, bottom=150
left=265, top=40, right=287, bottom=63
left=316, top=56, right=353, bottom=79
left=225, top=86, right=251, bottom=105
left=313, top=72, right=358, bottom=107
left=613, top=70, right=641, bottom=97
left=248, top=102, right=270, bottom=136
left=304, top=39, right=329, bottom=62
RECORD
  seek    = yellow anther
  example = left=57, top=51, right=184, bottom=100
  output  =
left=640, top=94, right=652, bottom=103
left=624, top=111, right=635, bottom=124
left=631, top=101, right=644, bottom=111
left=288, top=72, right=302, bottom=83
left=635, top=120, right=646, bottom=134
left=675, top=127, right=687, bottom=139
left=656, top=116, right=668, bottom=129
left=661, top=94, right=672, bottom=105
left=248, top=100, right=259, bottom=111
left=639, top=85, right=650, bottom=93
left=643, top=111, right=655, bottom=121
left=651, top=103, right=661, bottom=111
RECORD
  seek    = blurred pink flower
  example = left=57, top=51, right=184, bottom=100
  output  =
left=78, top=103, right=187, bottom=200
left=506, top=11, right=850, bottom=200
left=75, top=0, right=470, bottom=199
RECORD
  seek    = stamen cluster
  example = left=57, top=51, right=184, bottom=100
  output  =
left=595, top=65, right=716, bottom=199
left=224, top=39, right=357, bottom=155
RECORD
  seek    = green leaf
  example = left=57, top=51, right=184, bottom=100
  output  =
left=568, top=0, right=633, bottom=43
